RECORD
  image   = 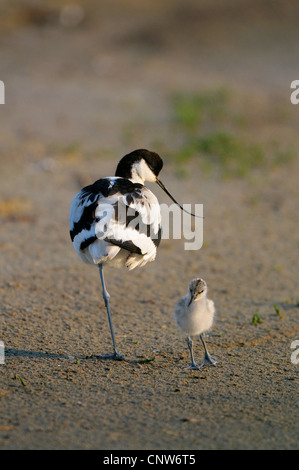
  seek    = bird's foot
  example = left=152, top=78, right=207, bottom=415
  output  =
left=98, top=350, right=127, bottom=361
left=113, top=350, right=127, bottom=361
left=200, top=353, right=218, bottom=367
left=186, top=362, right=203, bottom=371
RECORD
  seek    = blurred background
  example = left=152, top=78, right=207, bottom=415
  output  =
left=1, top=0, right=299, bottom=451
left=0, top=0, right=298, bottom=164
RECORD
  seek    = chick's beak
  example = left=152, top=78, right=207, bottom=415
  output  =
left=188, top=289, right=194, bottom=307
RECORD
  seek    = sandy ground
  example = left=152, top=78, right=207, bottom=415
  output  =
left=0, top=0, right=298, bottom=450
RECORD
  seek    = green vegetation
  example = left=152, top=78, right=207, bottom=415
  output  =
left=174, top=131, right=265, bottom=178
left=137, top=356, right=156, bottom=364
left=19, top=376, right=27, bottom=387
left=252, top=312, right=262, bottom=325
left=172, top=87, right=230, bottom=132
left=273, top=303, right=283, bottom=319
left=170, top=88, right=296, bottom=178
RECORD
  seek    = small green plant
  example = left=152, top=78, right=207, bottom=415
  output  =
left=19, top=376, right=27, bottom=387
left=137, top=356, right=155, bottom=364
left=273, top=303, right=283, bottom=319
left=252, top=312, right=262, bottom=325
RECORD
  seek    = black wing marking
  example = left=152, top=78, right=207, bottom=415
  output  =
left=70, top=178, right=136, bottom=242
left=104, top=226, right=161, bottom=255
left=70, top=199, right=98, bottom=242
left=79, top=235, right=98, bottom=250
left=104, top=238, right=142, bottom=255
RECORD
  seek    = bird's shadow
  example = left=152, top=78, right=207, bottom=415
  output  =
left=5, top=348, right=158, bottom=365
left=5, top=348, right=74, bottom=360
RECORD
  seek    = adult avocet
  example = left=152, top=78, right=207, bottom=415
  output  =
left=70, top=148, right=197, bottom=360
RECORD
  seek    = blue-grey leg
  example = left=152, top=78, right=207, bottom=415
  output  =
left=98, top=264, right=125, bottom=361
left=187, top=336, right=200, bottom=370
left=200, top=333, right=217, bottom=366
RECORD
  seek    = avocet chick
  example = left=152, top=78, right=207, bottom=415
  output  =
left=173, top=278, right=217, bottom=370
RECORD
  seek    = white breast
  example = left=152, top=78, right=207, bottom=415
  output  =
left=174, top=296, right=215, bottom=336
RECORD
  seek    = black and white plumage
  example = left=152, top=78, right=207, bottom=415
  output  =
left=173, top=278, right=218, bottom=370
left=69, top=149, right=195, bottom=361
left=69, top=175, right=162, bottom=271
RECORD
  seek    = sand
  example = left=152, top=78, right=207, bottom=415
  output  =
left=0, top=0, right=298, bottom=450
